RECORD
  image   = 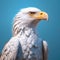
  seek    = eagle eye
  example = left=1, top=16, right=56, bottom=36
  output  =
left=29, top=12, right=36, bottom=14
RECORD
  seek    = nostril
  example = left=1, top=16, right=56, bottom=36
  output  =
left=40, top=13, right=43, bottom=15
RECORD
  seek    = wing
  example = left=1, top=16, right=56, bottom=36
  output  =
left=0, top=37, right=20, bottom=60
left=42, top=41, right=48, bottom=60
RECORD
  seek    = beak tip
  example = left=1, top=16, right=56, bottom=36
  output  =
left=46, top=14, right=48, bottom=21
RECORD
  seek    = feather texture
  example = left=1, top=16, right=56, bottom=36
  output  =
left=0, top=7, right=48, bottom=60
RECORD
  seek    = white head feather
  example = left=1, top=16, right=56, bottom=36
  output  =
left=12, top=7, right=41, bottom=36
left=12, top=7, right=48, bottom=36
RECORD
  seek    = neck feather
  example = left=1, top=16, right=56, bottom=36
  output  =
left=12, top=20, right=36, bottom=36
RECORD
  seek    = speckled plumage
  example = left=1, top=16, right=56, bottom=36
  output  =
left=0, top=7, right=48, bottom=60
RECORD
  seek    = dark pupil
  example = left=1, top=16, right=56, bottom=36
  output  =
left=30, top=12, right=36, bottom=14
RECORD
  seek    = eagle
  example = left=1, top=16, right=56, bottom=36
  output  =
left=0, top=7, right=48, bottom=60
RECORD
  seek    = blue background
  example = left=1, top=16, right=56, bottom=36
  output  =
left=0, top=0, right=60, bottom=60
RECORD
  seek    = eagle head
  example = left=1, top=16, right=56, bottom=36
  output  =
left=13, top=7, right=48, bottom=36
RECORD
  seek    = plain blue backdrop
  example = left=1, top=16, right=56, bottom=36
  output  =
left=0, top=0, right=60, bottom=60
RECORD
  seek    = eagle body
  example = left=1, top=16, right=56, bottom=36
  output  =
left=0, top=7, right=48, bottom=60
left=15, top=27, right=43, bottom=60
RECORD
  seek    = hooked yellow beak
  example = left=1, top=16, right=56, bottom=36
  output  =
left=32, top=11, right=48, bottom=20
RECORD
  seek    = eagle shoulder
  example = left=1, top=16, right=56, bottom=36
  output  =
left=0, top=37, right=20, bottom=60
